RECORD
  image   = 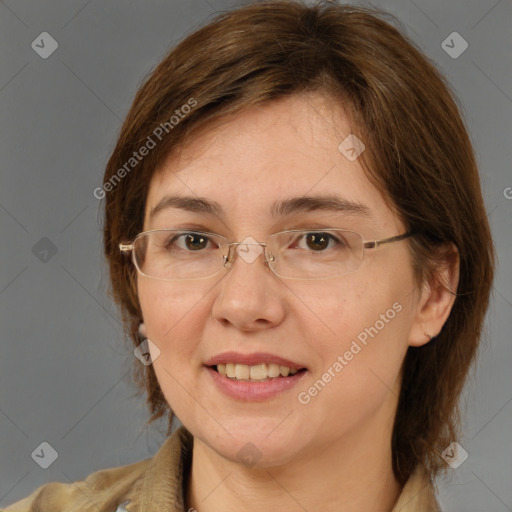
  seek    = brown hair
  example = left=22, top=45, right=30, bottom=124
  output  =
left=101, top=0, right=494, bottom=484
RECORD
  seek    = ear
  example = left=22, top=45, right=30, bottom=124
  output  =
left=409, top=243, right=460, bottom=347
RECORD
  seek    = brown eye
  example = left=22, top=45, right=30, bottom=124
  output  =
left=164, top=232, right=213, bottom=252
left=304, top=232, right=333, bottom=251
left=183, top=233, right=209, bottom=251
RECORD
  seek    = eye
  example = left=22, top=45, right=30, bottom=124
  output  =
left=166, top=232, right=216, bottom=252
left=294, top=232, right=345, bottom=252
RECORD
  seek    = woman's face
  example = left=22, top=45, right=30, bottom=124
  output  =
left=138, top=92, right=422, bottom=467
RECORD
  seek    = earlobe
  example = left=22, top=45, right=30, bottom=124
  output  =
left=409, top=244, right=460, bottom=347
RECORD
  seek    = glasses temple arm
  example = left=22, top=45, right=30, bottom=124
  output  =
left=363, top=231, right=414, bottom=249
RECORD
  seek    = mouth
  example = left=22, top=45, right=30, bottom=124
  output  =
left=203, top=352, right=309, bottom=400
left=210, top=363, right=308, bottom=382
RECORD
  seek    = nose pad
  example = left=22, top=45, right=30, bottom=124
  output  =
left=223, top=236, right=269, bottom=269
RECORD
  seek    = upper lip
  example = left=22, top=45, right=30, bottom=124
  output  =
left=204, top=351, right=307, bottom=370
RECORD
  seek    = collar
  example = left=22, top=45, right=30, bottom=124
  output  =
left=134, top=426, right=193, bottom=512
left=391, top=464, right=441, bottom=511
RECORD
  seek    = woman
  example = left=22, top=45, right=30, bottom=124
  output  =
left=3, top=1, right=494, bottom=511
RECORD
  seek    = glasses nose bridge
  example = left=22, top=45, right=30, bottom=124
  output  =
left=223, top=239, right=273, bottom=270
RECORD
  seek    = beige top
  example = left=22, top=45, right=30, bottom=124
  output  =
left=2, top=426, right=441, bottom=512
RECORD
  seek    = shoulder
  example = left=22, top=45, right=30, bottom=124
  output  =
left=1, top=456, right=151, bottom=512
left=1, top=426, right=193, bottom=512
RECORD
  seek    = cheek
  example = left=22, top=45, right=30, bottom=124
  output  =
left=137, top=280, right=209, bottom=363
left=297, top=268, right=412, bottom=406
left=296, top=296, right=409, bottom=436
left=137, top=281, right=213, bottom=419
left=312, top=291, right=409, bottom=381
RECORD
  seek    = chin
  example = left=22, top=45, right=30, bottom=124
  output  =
left=191, top=419, right=311, bottom=469
left=216, top=436, right=302, bottom=469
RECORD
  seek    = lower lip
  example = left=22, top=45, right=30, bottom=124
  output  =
left=205, top=366, right=308, bottom=401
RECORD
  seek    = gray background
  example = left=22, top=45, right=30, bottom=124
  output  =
left=0, top=0, right=510, bottom=510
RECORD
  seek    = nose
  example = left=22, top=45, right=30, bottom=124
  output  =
left=211, top=238, right=286, bottom=331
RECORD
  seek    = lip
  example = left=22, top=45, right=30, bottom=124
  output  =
left=204, top=351, right=306, bottom=370
left=205, top=366, right=308, bottom=401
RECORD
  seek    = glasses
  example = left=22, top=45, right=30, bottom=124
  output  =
left=119, top=228, right=413, bottom=281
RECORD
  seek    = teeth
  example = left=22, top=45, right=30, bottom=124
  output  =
left=267, top=363, right=280, bottom=378
left=225, top=363, right=236, bottom=378
left=235, top=364, right=250, bottom=380
left=249, top=363, right=267, bottom=380
left=215, top=363, right=301, bottom=380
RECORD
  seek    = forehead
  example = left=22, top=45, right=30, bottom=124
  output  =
left=144, top=93, right=398, bottom=233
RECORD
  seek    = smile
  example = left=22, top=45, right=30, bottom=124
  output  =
left=206, top=365, right=308, bottom=401
left=214, top=363, right=304, bottom=381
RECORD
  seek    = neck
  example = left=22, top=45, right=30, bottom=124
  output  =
left=185, top=405, right=402, bottom=512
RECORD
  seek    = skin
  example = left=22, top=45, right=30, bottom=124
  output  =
left=137, top=92, right=459, bottom=512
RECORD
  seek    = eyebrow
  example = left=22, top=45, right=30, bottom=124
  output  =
left=148, top=194, right=372, bottom=220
